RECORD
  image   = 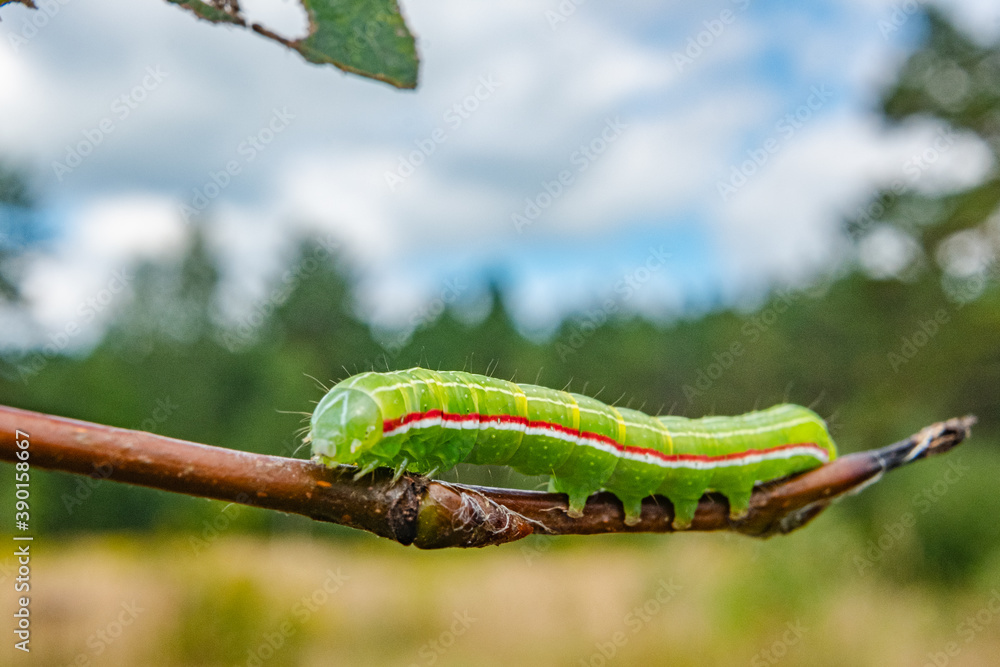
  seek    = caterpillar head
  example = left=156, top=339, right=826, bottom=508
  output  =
left=309, top=388, right=383, bottom=465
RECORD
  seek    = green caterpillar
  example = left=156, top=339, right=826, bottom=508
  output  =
left=308, top=368, right=837, bottom=528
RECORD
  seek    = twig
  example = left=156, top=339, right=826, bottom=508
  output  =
left=0, top=405, right=975, bottom=548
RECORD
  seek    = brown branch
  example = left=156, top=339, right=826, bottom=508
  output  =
left=0, top=405, right=975, bottom=548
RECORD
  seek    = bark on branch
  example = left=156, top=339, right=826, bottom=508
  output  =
left=0, top=405, right=975, bottom=548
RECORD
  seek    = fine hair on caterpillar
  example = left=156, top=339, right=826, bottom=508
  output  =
left=308, top=368, right=837, bottom=529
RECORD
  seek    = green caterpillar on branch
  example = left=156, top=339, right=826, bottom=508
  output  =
left=308, top=368, right=837, bottom=528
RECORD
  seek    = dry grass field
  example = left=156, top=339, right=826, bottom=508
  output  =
left=6, top=520, right=1000, bottom=667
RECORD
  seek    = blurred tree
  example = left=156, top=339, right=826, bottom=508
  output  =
left=850, top=8, right=1000, bottom=286
left=0, top=163, right=34, bottom=303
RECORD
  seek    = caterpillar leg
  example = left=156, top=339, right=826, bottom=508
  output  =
left=352, top=461, right=379, bottom=481
left=391, top=458, right=409, bottom=484
left=620, top=496, right=644, bottom=526
left=565, top=491, right=591, bottom=519
left=548, top=478, right=592, bottom=519
left=668, top=495, right=701, bottom=530
left=724, top=488, right=753, bottom=521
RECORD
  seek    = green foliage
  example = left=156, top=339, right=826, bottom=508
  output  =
left=882, top=9, right=1000, bottom=148
left=0, top=163, right=33, bottom=209
left=870, top=8, right=1000, bottom=265
left=0, top=163, right=32, bottom=303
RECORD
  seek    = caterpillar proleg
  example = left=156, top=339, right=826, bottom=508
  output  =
left=308, top=368, right=837, bottom=528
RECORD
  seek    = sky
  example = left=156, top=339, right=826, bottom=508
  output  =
left=0, top=0, right=998, bottom=350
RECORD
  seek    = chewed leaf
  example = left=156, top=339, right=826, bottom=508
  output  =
left=165, top=0, right=419, bottom=89
left=297, top=0, right=418, bottom=88
left=164, top=0, right=240, bottom=24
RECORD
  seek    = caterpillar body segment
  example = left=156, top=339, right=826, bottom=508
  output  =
left=309, top=368, right=837, bottom=528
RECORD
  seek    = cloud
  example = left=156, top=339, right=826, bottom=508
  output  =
left=15, top=194, right=184, bottom=347
left=1, top=0, right=996, bottom=340
left=709, top=112, right=993, bottom=294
